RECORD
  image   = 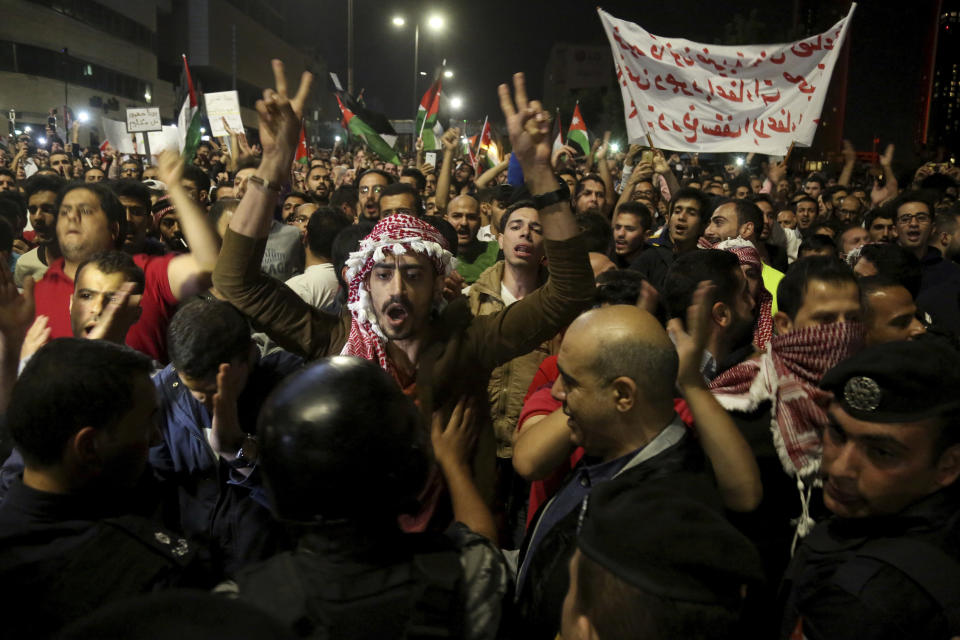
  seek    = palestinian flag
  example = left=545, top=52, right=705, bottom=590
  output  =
left=336, top=95, right=400, bottom=166
left=294, top=124, right=308, bottom=164
left=567, top=103, right=589, bottom=156
left=416, top=76, right=443, bottom=150
left=177, top=54, right=203, bottom=163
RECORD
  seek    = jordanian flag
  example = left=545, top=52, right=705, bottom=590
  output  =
left=336, top=95, right=400, bottom=166
left=177, top=54, right=203, bottom=163
left=294, top=124, right=308, bottom=164
left=567, top=103, right=589, bottom=156
left=474, top=117, right=497, bottom=170
left=416, top=76, right=443, bottom=150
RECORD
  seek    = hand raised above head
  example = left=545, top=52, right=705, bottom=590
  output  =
left=497, top=73, right=551, bottom=178
left=256, top=59, right=313, bottom=179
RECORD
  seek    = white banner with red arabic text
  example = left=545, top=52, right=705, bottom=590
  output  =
left=598, top=5, right=855, bottom=155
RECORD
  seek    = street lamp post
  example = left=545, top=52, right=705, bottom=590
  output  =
left=393, top=13, right=444, bottom=126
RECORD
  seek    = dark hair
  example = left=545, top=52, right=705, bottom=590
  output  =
left=357, top=168, right=395, bottom=187
left=235, top=156, right=260, bottom=172
left=500, top=199, right=537, bottom=233
left=23, top=173, right=65, bottom=201
left=886, top=189, right=935, bottom=219
left=856, top=242, right=922, bottom=298
left=0, top=217, right=13, bottom=252
left=934, top=211, right=960, bottom=236
left=74, top=251, right=145, bottom=295
left=0, top=168, right=15, bottom=181
left=669, top=187, right=711, bottom=222
left=574, top=551, right=740, bottom=640
left=423, top=215, right=459, bottom=257
left=793, top=195, right=818, bottom=212
left=109, top=178, right=151, bottom=209
left=284, top=191, right=311, bottom=205
left=804, top=174, right=825, bottom=188
left=379, top=182, right=423, bottom=216
left=576, top=212, right=613, bottom=254
left=400, top=167, right=427, bottom=192
left=615, top=201, right=654, bottom=234
left=56, top=182, right=126, bottom=249
left=662, top=249, right=742, bottom=320
left=330, top=185, right=358, bottom=210
left=729, top=198, right=763, bottom=233
left=167, top=298, right=252, bottom=380
left=0, top=192, right=25, bottom=231
left=82, top=166, right=104, bottom=179
left=595, top=269, right=647, bottom=306
left=863, top=207, right=894, bottom=229
left=777, top=256, right=857, bottom=320
left=332, top=222, right=376, bottom=290
left=798, top=233, right=838, bottom=258
left=859, top=274, right=912, bottom=312
left=181, top=164, right=211, bottom=196
left=749, top=193, right=774, bottom=208
left=305, top=207, right=352, bottom=260
left=8, top=339, right=152, bottom=466
left=575, top=173, right=605, bottom=199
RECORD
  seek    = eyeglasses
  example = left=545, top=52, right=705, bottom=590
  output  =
left=359, top=185, right=384, bottom=196
left=897, top=213, right=931, bottom=225
left=287, top=215, right=309, bottom=224
left=382, top=207, right=414, bottom=217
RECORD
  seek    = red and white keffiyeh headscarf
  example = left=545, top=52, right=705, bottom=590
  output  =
left=714, top=237, right=774, bottom=350
left=340, top=214, right=456, bottom=383
left=709, top=321, right=864, bottom=541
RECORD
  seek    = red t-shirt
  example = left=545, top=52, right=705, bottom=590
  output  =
left=33, top=253, right=179, bottom=363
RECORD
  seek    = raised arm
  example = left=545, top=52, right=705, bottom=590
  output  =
left=838, top=140, right=856, bottom=187
left=0, top=262, right=34, bottom=413
left=475, top=153, right=510, bottom=189
left=595, top=132, right=616, bottom=216
left=435, top=127, right=460, bottom=215
left=667, top=282, right=762, bottom=512
left=213, top=60, right=345, bottom=358
left=156, top=150, right=219, bottom=300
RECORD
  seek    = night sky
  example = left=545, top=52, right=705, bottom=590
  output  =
left=302, top=0, right=930, bottom=162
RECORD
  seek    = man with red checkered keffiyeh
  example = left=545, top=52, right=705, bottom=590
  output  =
left=212, top=69, right=596, bottom=532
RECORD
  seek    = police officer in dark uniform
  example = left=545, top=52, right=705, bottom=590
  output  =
left=223, top=356, right=508, bottom=640
left=780, top=336, right=960, bottom=640
left=0, top=339, right=213, bottom=637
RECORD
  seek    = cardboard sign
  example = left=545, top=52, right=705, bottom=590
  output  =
left=126, top=107, right=162, bottom=133
left=205, top=91, right=243, bottom=137
left=103, top=117, right=178, bottom=155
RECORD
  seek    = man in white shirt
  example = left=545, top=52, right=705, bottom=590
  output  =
left=285, top=208, right=352, bottom=314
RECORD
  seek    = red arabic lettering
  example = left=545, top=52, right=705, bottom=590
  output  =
left=791, top=35, right=822, bottom=58
left=783, top=71, right=816, bottom=94
left=612, top=27, right=647, bottom=60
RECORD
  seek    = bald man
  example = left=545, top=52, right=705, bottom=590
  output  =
left=513, top=305, right=720, bottom=639
left=447, top=194, right=499, bottom=283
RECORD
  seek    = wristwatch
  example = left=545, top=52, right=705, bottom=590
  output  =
left=231, top=435, right=260, bottom=469
left=247, top=174, right=282, bottom=194
left=530, top=180, right=571, bottom=210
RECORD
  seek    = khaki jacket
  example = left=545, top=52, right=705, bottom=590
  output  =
left=468, top=262, right=558, bottom=457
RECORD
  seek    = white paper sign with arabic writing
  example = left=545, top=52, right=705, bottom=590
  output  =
left=126, top=107, right=162, bottom=133
left=598, top=5, right=855, bottom=155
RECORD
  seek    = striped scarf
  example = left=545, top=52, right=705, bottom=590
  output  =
left=340, top=214, right=456, bottom=383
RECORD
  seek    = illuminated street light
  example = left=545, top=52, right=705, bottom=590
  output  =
left=735, top=156, right=744, bottom=166
left=335, top=135, right=341, bottom=142
left=38, top=137, right=47, bottom=145
left=392, top=15, right=405, bottom=27
left=427, top=14, right=445, bottom=31
left=609, top=142, right=620, bottom=153
left=78, top=111, right=90, bottom=123
left=24, top=125, right=31, bottom=133
left=444, top=69, right=454, bottom=78
left=450, top=95, right=463, bottom=110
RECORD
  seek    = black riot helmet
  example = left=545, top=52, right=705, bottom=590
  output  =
left=257, top=356, right=428, bottom=526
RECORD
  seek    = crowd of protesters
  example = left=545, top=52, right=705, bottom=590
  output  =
left=0, top=58, right=958, bottom=640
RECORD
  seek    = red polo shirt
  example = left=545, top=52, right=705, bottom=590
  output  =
left=32, top=253, right=179, bottom=363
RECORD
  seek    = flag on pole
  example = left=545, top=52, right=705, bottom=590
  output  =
left=567, top=103, right=589, bottom=156
left=294, top=124, right=308, bottom=164
left=552, top=108, right=564, bottom=154
left=336, top=95, right=401, bottom=166
left=416, top=75, right=444, bottom=150
left=474, top=117, right=497, bottom=170
left=176, top=54, right=203, bottom=163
